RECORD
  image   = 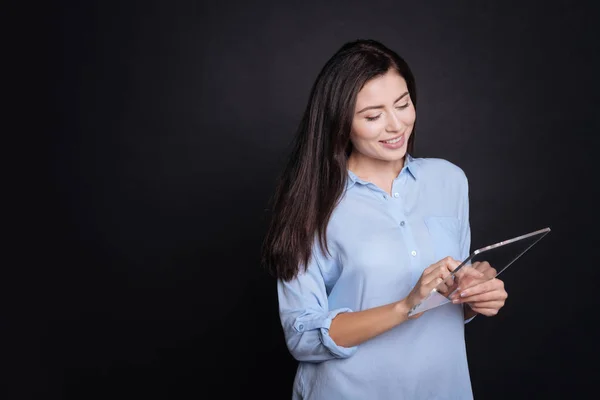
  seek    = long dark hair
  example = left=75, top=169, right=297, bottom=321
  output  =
left=261, top=39, right=417, bottom=281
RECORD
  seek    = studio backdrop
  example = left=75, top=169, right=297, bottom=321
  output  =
left=17, top=1, right=599, bottom=399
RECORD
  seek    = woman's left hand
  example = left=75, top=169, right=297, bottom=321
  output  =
left=450, top=261, right=508, bottom=316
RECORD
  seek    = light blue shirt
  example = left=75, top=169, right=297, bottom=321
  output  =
left=277, top=155, right=474, bottom=400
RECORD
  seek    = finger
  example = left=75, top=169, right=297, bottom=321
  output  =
left=451, top=268, right=487, bottom=296
left=461, top=266, right=486, bottom=280
left=446, top=258, right=461, bottom=272
left=420, top=277, right=446, bottom=297
left=452, top=291, right=508, bottom=303
left=476, top=261, right=493, bottom=271
left=422, top=260, right=442, bottom=275
left=457, top=278, right=505, bottom=298
left=436, top=279, right=454, bottom=296
left=454, top=291, right=507, bottom=304
left=453, top=291, right=498, bottom=303
left=454, top=265, right=484, bottom=281
left=438, top=277, right=460, bottom=297
left=474, top=261, right=497, bottom=279
left=416, top=268, right=447, bottom=298
left=424, top=257, right=460, bottom=275
left=468, top=306, right=501, bottom=316
left=423, top=265, right=453, bottom=286
left=467, top=301, right=505, bottom=310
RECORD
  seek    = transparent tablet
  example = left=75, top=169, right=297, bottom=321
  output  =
left=408, top=227, right=551, bottom=317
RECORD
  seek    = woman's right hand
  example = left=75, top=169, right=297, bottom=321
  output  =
left=403, top=257, right=462, bottom=319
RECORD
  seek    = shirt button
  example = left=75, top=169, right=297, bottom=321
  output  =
left=393, top=192, right=399, bottom=198
left=298, top=324, right=304, bottom=331
left=400, top=221, right=405, bottom=226
left=411, top=250, right=417, bottom=256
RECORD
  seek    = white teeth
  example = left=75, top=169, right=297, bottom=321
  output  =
left=383, top=136, right=402, bottom=144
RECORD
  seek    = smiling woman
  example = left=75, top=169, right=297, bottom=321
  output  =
left=261, top=39, right=508, bottom=399
left=348, top=70, right=416, bottom=194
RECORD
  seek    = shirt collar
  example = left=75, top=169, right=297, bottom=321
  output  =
left=346, top=153, right=419, bottom=190
left=404, top=153, right=419, bottom=180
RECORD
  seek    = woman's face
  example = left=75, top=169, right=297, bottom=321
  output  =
left=349, top=69, right=416, bottom=164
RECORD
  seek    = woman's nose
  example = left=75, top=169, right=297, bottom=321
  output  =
left=386, top=112, right=402, bottom=132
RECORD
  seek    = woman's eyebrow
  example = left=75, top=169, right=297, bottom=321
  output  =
left=356, top=92, right=409, bottom=114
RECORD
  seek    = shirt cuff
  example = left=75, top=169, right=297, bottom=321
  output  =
left=463, top=304, right=477, bottom=324
left=294, top=308, right=358, bottom=358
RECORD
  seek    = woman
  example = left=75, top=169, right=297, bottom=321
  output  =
left=261, top=39, right=508, bottom=399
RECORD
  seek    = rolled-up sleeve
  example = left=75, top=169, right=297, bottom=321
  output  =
left=277, top=246, right=358, bottom=362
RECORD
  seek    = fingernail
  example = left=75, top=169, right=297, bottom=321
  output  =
left=452, top=299, right=460, bottom=304
left=460, top=291, right=467, bottom=297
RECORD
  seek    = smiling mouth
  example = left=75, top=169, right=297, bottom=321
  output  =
left=380, top=135, right=403, bottom=144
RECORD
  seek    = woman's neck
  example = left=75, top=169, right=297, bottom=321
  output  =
left=347, top=153, right=405, bottom=195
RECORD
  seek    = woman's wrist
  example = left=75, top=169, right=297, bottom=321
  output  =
left=393, top=299, right=411, bottom=323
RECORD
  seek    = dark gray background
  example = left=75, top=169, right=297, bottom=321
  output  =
left=12, top=0, right=599, bottom=398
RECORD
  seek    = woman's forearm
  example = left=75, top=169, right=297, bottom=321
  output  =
left=328, top=300, right=411, bottom=348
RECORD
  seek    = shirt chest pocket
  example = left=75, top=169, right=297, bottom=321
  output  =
left=424, top=216, right=462, bottom=261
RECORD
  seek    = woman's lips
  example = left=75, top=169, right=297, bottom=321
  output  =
left=379, top=134, right=405, bottom=149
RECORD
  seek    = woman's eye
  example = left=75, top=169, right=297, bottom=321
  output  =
left=396, top=103, right=409, bottom=110
left=366, top=115, right=381, bottom=121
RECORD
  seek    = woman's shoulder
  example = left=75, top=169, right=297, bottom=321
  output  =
left=410, top=156, right=468, bottom=183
